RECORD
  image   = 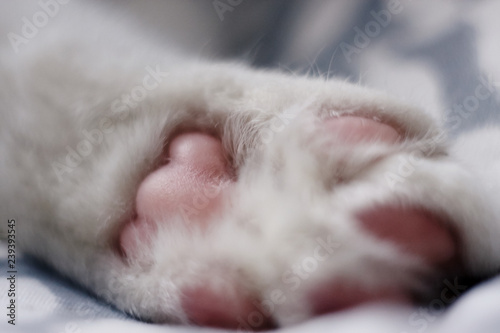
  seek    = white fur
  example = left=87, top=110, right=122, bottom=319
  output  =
left=1, top=0, right=500, bottom=327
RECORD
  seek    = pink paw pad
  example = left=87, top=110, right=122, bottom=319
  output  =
left=322, top=116, right=401, bottom=144
left=308, top=205, right=457, bottom=315
left=119, top=132, right=234, bottom=258
left=181, top=285, right=276, bottom=330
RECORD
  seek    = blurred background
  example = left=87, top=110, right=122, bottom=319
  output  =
left=3, top=0, right=499, bottom=134
left=94, top=0, right=500, bottom=136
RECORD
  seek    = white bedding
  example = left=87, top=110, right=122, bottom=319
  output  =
left=1, top=1, right=500, bottom=332
left=1, top=244, right=500, bottom=333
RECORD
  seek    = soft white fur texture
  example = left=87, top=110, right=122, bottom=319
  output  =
left=1, top=0, right=500, bottom=328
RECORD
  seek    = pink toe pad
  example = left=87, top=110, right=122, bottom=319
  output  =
left=119, top=132, right=234, bottom=258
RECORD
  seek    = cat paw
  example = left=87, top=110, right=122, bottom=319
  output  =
left=118, top=116, right=461, bottom=330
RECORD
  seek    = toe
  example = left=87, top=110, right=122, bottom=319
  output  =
left=356, top=205, right=457, bottom=265
left=181, top=283, right=276, bottom=331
